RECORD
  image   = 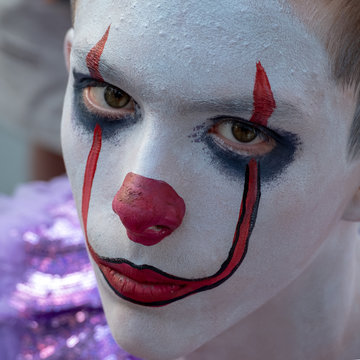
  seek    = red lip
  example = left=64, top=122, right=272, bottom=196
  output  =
left=97, top=261, right=186, bottom=304
left=89, top=245, right=199, bottom=305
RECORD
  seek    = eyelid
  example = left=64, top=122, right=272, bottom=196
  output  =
left=207, top=116, right=277, bottom=157
left=73, top=71, right=137, bottom=121
left=74, top=70, right=137, bottom=101
left=210, top=120, right=264, bottom=140
left=209, top=117, right=270, bottom=143
left=209, top=116, right=271, bottom=136
left=210, top=115, right=290, bottom=146
left=73, top=71, right=106, bottom=90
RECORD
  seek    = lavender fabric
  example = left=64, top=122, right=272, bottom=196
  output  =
left=0, top=176, right=141, bottom=360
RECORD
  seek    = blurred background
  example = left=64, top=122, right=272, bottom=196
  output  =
left=0, top=4, right=133, bottom=360
left=0, top=124, right=28, bottom=194
left=0, top=0, right=70, bottom=194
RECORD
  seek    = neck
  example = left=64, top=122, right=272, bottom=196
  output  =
left=181, top=221, right=360, bottom=360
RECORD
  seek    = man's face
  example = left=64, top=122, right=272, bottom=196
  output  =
left=62, top=0, right=358, bottom=358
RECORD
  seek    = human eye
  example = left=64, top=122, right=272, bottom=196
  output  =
left=208, top=117, right=276, bottom=157
left=82, top=82, right=135, bottom=119
left=202, top=115, right=299, bottom=181
left=73, top=72, right=137, bottom=122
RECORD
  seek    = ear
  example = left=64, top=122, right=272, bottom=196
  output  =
left=64, top=28, right=74, bottom=73
left=342, top=187, right=360, bottom=221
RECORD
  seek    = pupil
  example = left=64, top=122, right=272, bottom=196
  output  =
left=104, top=86, right=131, bottom=108
left=231, top=123, right=257, bottom=143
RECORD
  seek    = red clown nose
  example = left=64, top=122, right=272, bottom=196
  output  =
left=112, top=173, right=186, bottom=246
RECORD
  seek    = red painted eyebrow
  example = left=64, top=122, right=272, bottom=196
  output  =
left=250, top=62, right=276, bottom=127
left=84, top=34, right=275, bottom=128
left=86, top=25, right=111, bottom=81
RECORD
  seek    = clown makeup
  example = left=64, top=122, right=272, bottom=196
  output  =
left=62, top=0, right=359, bottom=359
left=80, top=50, right=268, bottom=306
left=75, top=30, right=298, bottom=307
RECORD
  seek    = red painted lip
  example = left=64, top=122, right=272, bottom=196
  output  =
left=89, top=247, right=205, bottom=305
left=97, top=260, right=188, bottom=304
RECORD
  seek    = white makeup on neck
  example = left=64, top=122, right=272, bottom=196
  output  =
left=62, top=0, right=360, bottom=359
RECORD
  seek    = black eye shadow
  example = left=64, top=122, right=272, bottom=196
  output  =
left=201, top=119, right=300, bottom=182
left=71, top=71, right=141, bottom=140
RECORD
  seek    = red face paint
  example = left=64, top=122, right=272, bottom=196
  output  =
left=81, top=62, right=271, bottom=306
left=83, top=135, right=259, bottom=305
left=81, top=124, right=102, bottom=240
left=86, top=25, right=111, bottom=81
left=250, top=62, right=276, bottom=127
left=82, top=26, right=110, bottom=237
left=112, top=173, right=186, bottom=246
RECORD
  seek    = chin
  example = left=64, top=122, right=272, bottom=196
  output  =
left=101, top=295, right=207, bottom=360
left=112, top=329, right=194, bottom=360
left=89, top=247, right=294, bottom=359
left=91, top=265, right=222, bottom=359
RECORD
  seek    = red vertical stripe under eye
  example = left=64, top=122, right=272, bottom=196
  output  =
left=250, top=62, right=276, bottom=127
left=82, top=26, right=109, bottom=235
left=77, top=58, right=264, bottom=306
left=81, top=124, right=102, bottom=239
left=86, top=25, right=111, bottom=81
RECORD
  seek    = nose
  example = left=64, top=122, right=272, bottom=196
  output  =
left=112, top=173, right=186, bottom=246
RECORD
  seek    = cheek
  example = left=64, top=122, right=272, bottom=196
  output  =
left=249, top=166, right=345, bottom=280
left=62, top=92, right=87, bottom=206
left=77, top=122, right=250, bottom=276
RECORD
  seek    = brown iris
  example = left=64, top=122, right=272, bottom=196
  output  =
left=104, top=86, right=131, bottom=108
left=231, top=123, right=257, bottom=143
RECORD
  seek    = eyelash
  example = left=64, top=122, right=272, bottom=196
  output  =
left=72, top=73, right=299, bottom=182
left=207, top=117, right=276, bottom=157
left=73, top=75, right=137, bottom=120
left=73, top=74, right=277, bottom=157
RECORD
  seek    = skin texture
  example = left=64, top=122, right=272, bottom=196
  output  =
left=112, top=172, right=187, bottom=246
left=82, top=123, right=260, bottom=306
left=62, top=0, right=360, bottom=359
left=81, top=46, right=270, bottom=306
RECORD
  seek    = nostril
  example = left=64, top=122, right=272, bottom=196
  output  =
left=112, top=172, right=186, bottom=246
left=146, top=225, right=170, bottom=233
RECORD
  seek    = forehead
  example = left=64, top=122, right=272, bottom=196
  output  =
left=73, top=0, right=330, bottom=103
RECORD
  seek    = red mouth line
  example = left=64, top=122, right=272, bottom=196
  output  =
left=92, top=160, right=260, bottom=307
left=80, top=31, right=262, bottom=306
left=96, top=163, right=259, bottom=284
left=81, top=126, right=261, bottom=306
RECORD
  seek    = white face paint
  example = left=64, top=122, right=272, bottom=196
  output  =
left=61, top=0, right=359, bottom=358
